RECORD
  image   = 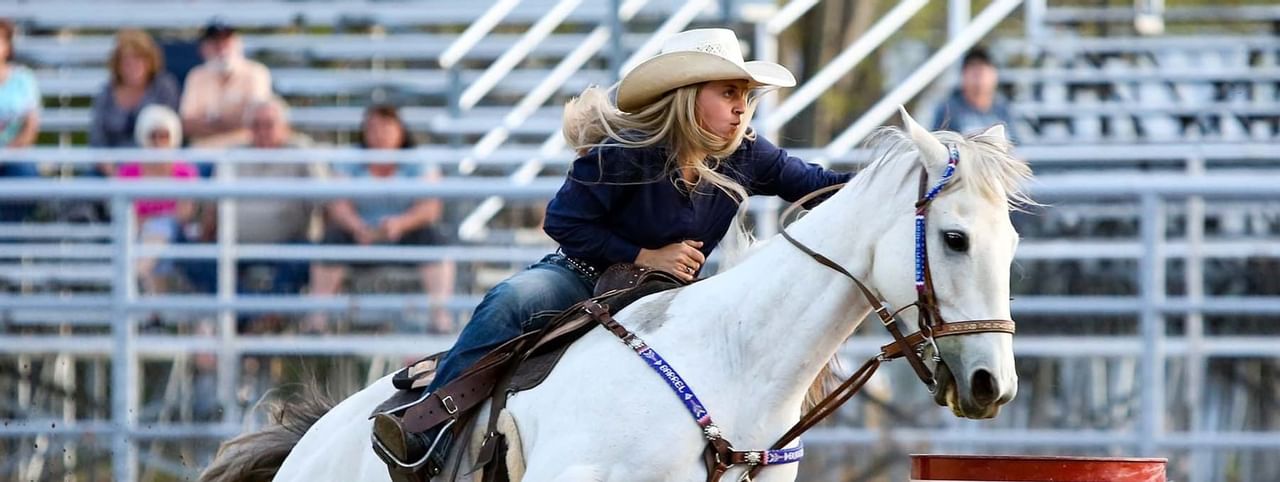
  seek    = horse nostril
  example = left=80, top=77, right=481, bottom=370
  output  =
left=970, top=369, right=998, bottom=406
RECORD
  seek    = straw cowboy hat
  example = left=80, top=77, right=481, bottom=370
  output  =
left=616, top=28, right=796, bottom=113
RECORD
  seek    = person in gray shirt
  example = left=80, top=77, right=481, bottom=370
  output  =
left=931, top=47, right=1016, bottom=144
left=225, top=97, right=316, bottom=245
left=178, top=96, right=318, bottom=296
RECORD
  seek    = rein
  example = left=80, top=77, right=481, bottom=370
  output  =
left=586, top=144, right=1015, bottom=481
left=757, top=145, right=1016, bottom=480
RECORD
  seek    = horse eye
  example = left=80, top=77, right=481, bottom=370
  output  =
left=943, top=230, right=969, bottom=252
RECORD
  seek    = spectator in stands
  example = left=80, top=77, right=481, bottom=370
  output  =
left=179, top=19, right=271, bottom=147
left=179, top=96, right=316, bottom=298
left=309, top=104, right=456, bottom=333
left=932, top=47, right=1016, bottom=143
left=369, top=28, right=851, bottom=479
left=90, top=29, right=180, bottom=156
left=118, top=105, right=197, bottom=293
left=0, top=18, right=42, bottom=222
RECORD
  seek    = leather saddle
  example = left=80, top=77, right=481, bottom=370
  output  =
left=371, top=264, right=687, bottom=480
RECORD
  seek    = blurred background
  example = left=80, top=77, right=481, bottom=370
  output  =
left=0, top=0, right=1276, bottom=480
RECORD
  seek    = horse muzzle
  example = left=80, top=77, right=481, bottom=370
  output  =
left=933, top=359, right=1017, bottom=419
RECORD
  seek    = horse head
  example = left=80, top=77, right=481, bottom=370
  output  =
left=860, top=108, right=1032, bottom=419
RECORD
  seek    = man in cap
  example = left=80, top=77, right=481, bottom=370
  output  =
left=179, top=19, right=273, bottom=146
left=931, top=47, right=1017, bottom=143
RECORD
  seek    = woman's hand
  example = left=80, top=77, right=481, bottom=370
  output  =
left=635, top=240, right=705, bottom=282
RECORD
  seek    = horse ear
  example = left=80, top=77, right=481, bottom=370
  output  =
left=981, top=123, right=1007, bottom=142
left=899, top=106, right=948, bottom=169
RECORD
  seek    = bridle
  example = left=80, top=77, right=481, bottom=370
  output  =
left=779, top=143, right=1016, bottom=395
left=714, top=143, right=1016, bottom=480
left=588, top=143, right=1017, bottom=481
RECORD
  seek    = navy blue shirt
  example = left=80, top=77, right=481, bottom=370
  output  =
left=543, top=135, right=852, bottom=269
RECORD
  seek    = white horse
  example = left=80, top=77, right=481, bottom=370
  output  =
left=200, top=110, right=1032, bottom=482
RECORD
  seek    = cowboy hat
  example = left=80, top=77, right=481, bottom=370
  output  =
left=616, top=28, right=796, bottom=113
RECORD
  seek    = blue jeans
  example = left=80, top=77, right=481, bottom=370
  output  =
left=0, top=162, right=40, bottom=222
left=427, top=254, right=596, bottom=392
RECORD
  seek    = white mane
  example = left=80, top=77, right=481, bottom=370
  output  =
left=859, top=126, right=1035, bottom=210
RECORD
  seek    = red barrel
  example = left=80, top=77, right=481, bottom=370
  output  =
left=911, top=454, right=1167, bottom=482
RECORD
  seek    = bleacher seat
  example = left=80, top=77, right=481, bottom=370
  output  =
left=19, top=33, right=654, bottom=67
left=992, top=35, right=1280, bottom=143
left=0, top=0, right=726, bottom=29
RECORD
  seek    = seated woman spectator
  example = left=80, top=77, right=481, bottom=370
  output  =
left=0, top=18, right=42, bottom=222
left=309, top=104, right=456, bottom=333
left=117, top=105, right=197, bottom=293
left=90, top=30, right=180, bottom=153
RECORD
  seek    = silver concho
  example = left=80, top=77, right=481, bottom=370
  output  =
left=703, top=424, right=722, bottom=440
left=745, top=452, right=762, bottom=465
left=626, top=337, right=645, bottom=350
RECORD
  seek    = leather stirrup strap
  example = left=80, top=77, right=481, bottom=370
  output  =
left=401, top=330, right=540, bottom=433
left=474, top=368, right=514, bottom=481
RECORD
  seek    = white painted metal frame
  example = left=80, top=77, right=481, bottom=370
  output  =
left=760, top=0, right=930, bottom=138
left=456, top=0, right=584, bottom=110
left=822, top=0, right=1025, bottom=160
left=438, top=0, right=524, bottom=70
left=456, top=0, right=718, bottom=239
left=1, top=171, right=1278, bottom=480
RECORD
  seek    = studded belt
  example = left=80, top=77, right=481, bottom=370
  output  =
left=559, top=253, right=602, bottom=279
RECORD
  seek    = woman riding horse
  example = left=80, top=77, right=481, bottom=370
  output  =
left=371, top=28, right=851, bottom=480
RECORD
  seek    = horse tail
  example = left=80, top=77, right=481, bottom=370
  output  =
left=199, top=383, right=336, bottom=482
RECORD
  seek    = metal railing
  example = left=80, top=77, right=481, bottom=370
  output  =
left=5, top=1, right=1280, bottom=479
left=823, top=0, right=1026, bottom=158
left=0, top=166, right=1277, bottom=480
left=758, top=0, right=929, bottom=138
left=454, top=0, right=719, bottom=240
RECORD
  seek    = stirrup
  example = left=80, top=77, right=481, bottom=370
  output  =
left=373, top=417, right=457, bottom=470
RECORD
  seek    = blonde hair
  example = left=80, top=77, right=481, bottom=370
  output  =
left=134, top=104, right=182, bottom=148
left=109, top=29, right=164, bottom=86
left=562, top=83, right=766, bottom=259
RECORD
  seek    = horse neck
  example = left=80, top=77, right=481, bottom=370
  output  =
left=670, top=173, right=911, bottom=440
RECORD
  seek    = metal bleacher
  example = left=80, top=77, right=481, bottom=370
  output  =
left=1, top=0, right=743, bottom=29
left=990, top=33, right=1280, bottom=144
left=19, top=2, right=1278, bottom=145
left=11, top=1, right=742, bottom=143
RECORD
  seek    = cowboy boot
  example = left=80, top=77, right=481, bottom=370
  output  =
left=372, top=413, right=451, bottom=482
